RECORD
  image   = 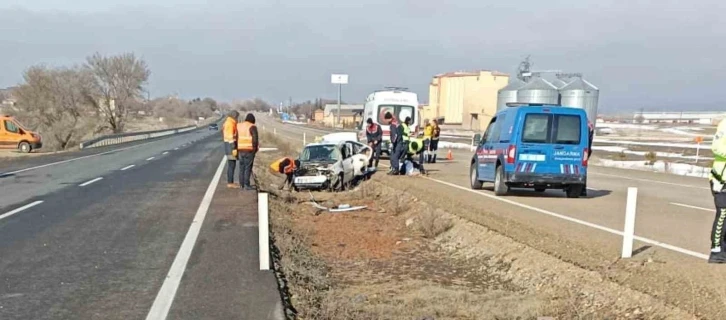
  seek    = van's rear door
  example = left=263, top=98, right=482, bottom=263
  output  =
left=517, top=111, right=584, bottom=175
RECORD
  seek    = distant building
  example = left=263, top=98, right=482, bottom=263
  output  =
left=633, top=111, right=726, bottom=125
left=313, top=109, right=324, bottom=122
left=427, top=70, right=509, bottom=130
left=322, top=104, right=363, bottom=127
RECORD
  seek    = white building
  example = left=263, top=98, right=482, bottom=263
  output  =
left=633, top=111, right=726, bottom=125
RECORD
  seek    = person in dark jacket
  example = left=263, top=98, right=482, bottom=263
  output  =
left=581, top=120, right=595, bottom=196
left=365, top=117, right=382, bottom=170
left=236, top=113, right=259, bottom=190
left=384, top=112, right=400, bottom=174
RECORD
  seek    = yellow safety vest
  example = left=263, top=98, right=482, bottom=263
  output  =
left=408, top=138, right=424, bottom=154
left=401, top=123, right=411, bottom=142
left=423, top=125, right=433, bottom=140
left=711, top=118, right=726, bottom=187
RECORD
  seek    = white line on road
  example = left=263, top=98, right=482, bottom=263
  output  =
left=145, top=157, right=226, bottom=320
left=0, top=140, right=161, bottom=176
left=120, top=165, right=136, bottom=171
left=79, top=177, right=103, bottom=187
left=0, top=201, right=43, bottom=221
left=670, top=202, right=713, bottom=212
left=422, top=176, right=710, bottom=261
left=589, top=172, right=709, bottom=190
left=163, top=151, right=169, bottom=155
left=146, top=157, right=155, bottom=161
left=174, top=148, right=179, bottom=150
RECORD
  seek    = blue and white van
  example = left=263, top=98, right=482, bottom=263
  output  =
left=470, top=103, right=590, bottom=198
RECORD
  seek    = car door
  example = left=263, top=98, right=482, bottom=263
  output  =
left=479, top=117, right=500, bottom=181
left=340, top=143, right=354, bottom=182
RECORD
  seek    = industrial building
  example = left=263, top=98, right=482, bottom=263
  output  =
left=633, top=111, right=726, bottom=125
left=425, top=70, right=509, bottom=130
left=321, top=104, right=363, bottom=128
left=496, top=57, right=600, bottom=124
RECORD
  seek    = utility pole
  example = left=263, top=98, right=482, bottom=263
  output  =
left=337, top=83, right=341, bottom=125
left=331, top=74, right=348, bottom=127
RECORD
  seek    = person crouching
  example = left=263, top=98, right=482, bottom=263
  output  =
left=270, top=157, right=299, bottom=191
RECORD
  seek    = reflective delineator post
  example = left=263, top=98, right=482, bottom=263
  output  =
left=621, top=187, right=638, bottom=258
left=258, top=192, right=270, bottom=270
left=303, top=132, right=306, bottom=145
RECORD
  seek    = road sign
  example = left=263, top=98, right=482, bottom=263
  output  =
left=331, top=74, right=348, bottom=84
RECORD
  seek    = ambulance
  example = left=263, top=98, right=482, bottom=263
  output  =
left=357, top=88, right=420, bottom=157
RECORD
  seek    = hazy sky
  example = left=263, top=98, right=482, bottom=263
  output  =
left=1, top=0, right=724, bottom=112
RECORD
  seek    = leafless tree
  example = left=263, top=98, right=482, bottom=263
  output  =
left=84, top=52, right=150, bottom=133
left=14, top=65, right=96, bottom=150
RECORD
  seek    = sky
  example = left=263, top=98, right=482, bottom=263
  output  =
left=1, top=0, right=725, bottom=113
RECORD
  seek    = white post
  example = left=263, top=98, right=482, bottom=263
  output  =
left=273, top=128, right=277, bottom=136
left=303, top=132, right=306, bottom=145
left=258, top=192, right=270, bottom=270
left=621, top=187, right=638, bottom=258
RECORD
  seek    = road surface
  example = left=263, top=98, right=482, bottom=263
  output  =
left=0, top=127, right=282, bottom=320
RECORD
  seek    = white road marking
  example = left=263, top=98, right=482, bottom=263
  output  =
left=589, top=172, right=709, bottom=190
left=670, top=202, right=713, bottom=212
left=145, top=157, right=226, bottom=320
left=174, top=148, right=179, bottom=150
left=0, top=201, right=43, bottom=221
left=146, top=157, right=155, bottom=161
left=0, top=140, right=160, bottom=176
left=163, top=151, right=169, bottom=155
left=120, top=165, right=135, bottom=171
left=422, top=176, right=710, bottom=261
left=79, top=177, right=103, bottom=187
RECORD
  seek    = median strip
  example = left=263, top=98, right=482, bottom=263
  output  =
left=0, top=200, right=43, bottom=221
left=79, top=177, right=103, bottom=187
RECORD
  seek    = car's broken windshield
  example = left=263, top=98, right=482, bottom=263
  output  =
left=300, top=145, right=338, bottom=162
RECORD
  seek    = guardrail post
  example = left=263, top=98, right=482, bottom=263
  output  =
left=303, top=132, right=306, bottom=145
left=258, top=192, right=270, bottom=270
left=621, top=187, right=638, bottom=258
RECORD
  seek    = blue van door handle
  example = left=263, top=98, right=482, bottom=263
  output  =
left=554, top=146, right=565, bottom=150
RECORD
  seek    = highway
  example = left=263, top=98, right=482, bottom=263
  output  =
left=259, top=116, right=717, bottom=260
left=0, top=127, right=282, bottom=320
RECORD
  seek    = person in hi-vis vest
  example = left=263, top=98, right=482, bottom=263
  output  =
left=222, top=110, right=239, bottom=188
left=708, top=118, right=726, bottom=263
left=236, top=113, right=259, bottom=190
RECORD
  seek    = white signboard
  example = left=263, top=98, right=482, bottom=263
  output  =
left=331, top=74, right=349, bottom=84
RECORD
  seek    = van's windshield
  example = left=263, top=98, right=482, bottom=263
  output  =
left=521, top=113, right=581, bottom=145
left=377, top=105, right=415, bottom=124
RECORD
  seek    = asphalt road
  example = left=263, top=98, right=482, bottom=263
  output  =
left=0, top=128, right=282, bottom=320
left=258, top=115, right=717, bottom=260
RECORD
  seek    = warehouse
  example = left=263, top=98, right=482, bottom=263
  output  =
left=321, top=104, right=363, bottom=128
left=426, top=70, right=509, bottom=130
left=633, top=111, right=726, bottom=125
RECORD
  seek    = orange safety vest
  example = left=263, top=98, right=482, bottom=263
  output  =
left=236, top=121, right=256, bottom=151
left=222, top=117, right=237, bottom=142
left=270, top=157, right=296, bottom=174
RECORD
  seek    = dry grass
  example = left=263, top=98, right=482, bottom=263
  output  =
left=417, top=209, right=454, bottom=239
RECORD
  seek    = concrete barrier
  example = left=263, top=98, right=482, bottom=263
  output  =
left=79, top=116, right=223, bottom=149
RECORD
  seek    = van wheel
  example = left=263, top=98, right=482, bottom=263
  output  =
left=566, top=185, right=584, bottom=198
left=494, top=165, right=509, bottom=196
left=18, top=142, right=31, bottom=153
left=470, top=163, right=482, bottom=189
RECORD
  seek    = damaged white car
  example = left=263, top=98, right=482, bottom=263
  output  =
left=294, top=139, right=371, bottom=192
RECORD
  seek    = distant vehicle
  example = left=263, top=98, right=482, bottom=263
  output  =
left=0, top=115, right=42, bottom=153
left=294, top=139, right=370, bottom=192
left=469, top=103, right=590, bottom=198
left=358, top=88, right=420, bottom=157
left=208, top=123, right=218, bottom=131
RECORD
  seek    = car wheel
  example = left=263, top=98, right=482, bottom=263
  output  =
left=566, top=184, right=584, bottom=198
left=493, top=165, right=509, bottom=196
left=18, top=141, right=31, bottom=153
left=470, top=163, right=483, bottom=190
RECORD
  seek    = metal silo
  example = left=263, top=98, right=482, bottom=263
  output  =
left=559, top=77, right=599, bottom=123
left=516, top=77, right=559, bottom=105
left=550, top=78, right=568, bottom=89
left=496, top=78, right=525, bottom=112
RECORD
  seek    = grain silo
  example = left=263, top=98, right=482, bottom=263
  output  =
left=516, top=77, right=559, bottom=105
left=559, top=77, right=599, bottom=123
left=550, top=78, right=568, bottom=89
left=496, top=78, right=525, bottom=112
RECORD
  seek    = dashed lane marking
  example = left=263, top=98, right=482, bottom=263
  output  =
left=79, top=177, right=103, bottom=187
left=0, top=201, right=43, bottom=221
left=670, top=202, right=713, bottom=212
left=121, top=165, right=135, bottom=171
left=146, top=157, right=155, bottom=161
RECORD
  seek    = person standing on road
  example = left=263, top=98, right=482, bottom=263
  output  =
left=365, top=117, right=382, bottom=170
left=430, top=119, right=441, bottom=163
left=384, top=112, right=400, bottom=175
left=423, top=119, right=433, bottom=163
left=222, top=110, right=239, bottom=188
left=396, top=117, right=412, bottom=174
left=236, top=113, right=259, bottom=191
left=709, top=118, right=726, bottom=263
left=582, top=120, right=595, bottom=196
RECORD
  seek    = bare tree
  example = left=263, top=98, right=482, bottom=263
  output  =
left=85, top=52, right=150, bottom=133
left=14, top=65, right=96, bottom=150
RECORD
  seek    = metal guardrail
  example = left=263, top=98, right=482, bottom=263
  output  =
left=79, top=116, right=224, bottom=149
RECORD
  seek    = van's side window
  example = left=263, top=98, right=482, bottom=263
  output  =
left=481, top=118, right=496, bottom=143
left=553, top=115, right=581, bottom=145
left=4, top=120, right=18, bottom=133
left=522, top=114, right=550, bottom=143
left=487, top=117, right=501, bottom=143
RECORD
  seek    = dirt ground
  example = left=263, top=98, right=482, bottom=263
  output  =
left=256, top=136, right=696, bottom=320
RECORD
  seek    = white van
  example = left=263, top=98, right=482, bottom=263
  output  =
left=357, top=88, right=420, bottom=156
